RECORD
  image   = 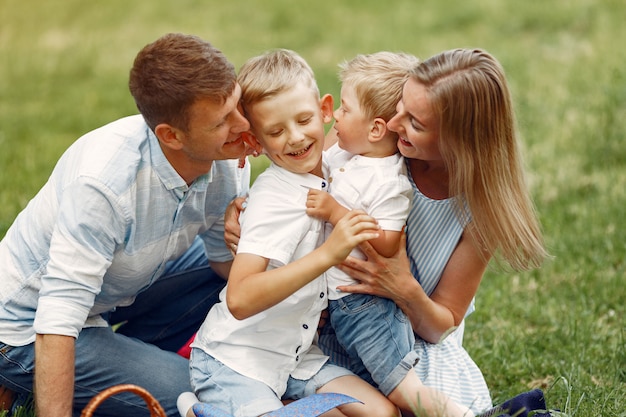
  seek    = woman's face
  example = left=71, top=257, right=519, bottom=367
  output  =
left=388, top=78, right=441, bottom=162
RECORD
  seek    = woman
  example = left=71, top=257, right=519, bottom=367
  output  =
left=318, top=48, right=548, bottom=415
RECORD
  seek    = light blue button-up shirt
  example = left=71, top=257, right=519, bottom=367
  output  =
left=0, top=115, right=249, bottom=346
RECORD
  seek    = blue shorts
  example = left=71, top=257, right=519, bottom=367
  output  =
left=189, top=348, right=354, bottom=417
left=329, top=293, right=418, bottom=395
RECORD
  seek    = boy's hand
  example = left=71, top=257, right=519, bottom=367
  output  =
left=321, top=210, right=379, bottom=265
left=306, top=189, right=343, bottom=224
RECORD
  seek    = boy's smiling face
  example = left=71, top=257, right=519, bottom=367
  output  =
left=247, top=82, right=333, bottom=177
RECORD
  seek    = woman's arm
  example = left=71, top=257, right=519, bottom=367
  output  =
left=336, top=230, right=489, bottom=343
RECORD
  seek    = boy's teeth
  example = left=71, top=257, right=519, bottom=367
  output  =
left=291, top=145, right=310, bottom=156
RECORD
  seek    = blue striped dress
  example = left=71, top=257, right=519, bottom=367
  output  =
left=404, top=173, right=492, bottom=413
left=319, top=168, right=492, bottom=413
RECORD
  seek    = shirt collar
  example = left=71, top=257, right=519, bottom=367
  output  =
left=347, top=152, right=403, bottom=167
left=148, top=127, right=213, bottom=197
left=270, top=162, right=328, bottom=191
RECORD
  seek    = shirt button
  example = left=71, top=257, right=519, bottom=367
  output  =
left=296, top=355, right=300, bottom=361
left=296, top=345, right=301, bottom=353
left=302, top=324, right=309, bottom=329
left=339, top=167, right=345, bottom=172
left=321, top=181, right=327, bottom=188
left=319, top=292, right=325, bottom=298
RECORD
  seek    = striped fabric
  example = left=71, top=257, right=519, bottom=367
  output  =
left=402, top=173, right=491, bottom=413
left=319, top=167, right=493, bottom=414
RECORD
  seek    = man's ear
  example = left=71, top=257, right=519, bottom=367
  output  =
left=368, top=117, right=388, bottom=143
left=154, top=123, right=184, bottom=150
left=242, top=131, right=264, bottom=156
left=320, top=94, right=334, bottom=124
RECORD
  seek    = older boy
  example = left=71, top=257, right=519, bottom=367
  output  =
left=183, top=49, right=397, bottom=417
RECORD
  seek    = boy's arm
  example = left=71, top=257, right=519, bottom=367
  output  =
left=226, top=210, right=379, bottom=320
left=209, top=260, right=232, bottom=281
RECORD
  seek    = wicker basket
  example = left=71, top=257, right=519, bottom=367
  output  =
left=80, top=384, right=167, bottom=417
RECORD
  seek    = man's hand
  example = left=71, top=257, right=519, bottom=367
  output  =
left=224, top=196, right=247, bottom=254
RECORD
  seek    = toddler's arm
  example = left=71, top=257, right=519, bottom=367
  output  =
left=306, top=189, right=402, bottom=258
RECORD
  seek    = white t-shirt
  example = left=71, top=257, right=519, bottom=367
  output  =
left=323, top=144, right=411, bottom=300
left=192, top=162, right=329, bottom=397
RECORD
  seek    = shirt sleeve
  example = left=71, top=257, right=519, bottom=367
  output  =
left=34, top=177, right=124, bottom=338
left=237, top=180, right=310, bottom=266
left=199, top=159, right=251, bottom=263
left=365, top=177, right=412, bottom=232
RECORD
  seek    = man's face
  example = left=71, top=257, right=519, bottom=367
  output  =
left=181, top=83, right=250, bottom=164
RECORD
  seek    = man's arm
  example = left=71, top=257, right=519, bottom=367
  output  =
left=35, top=334, right=75, bottom=417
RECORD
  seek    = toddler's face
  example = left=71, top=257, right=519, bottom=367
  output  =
left=333, top=83, right=371, bottom=155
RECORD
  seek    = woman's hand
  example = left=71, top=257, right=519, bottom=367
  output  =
left=224, top=196, right=247, bottom=254
left=335, top=231, right=414, bottom=300
left=337, top=229, right=489, bottom=343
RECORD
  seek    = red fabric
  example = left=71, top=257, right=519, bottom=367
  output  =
left=177, top=333, right=196, bottom=359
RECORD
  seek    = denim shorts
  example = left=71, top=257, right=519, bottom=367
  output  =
left=329, top=293, right=418, bottom=395
left=189, top=348, right=353, bottom=417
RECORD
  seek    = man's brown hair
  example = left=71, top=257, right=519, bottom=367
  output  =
left=129, top=33, right=236, bottom=132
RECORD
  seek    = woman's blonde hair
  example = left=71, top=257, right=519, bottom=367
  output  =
left=413, top=48, right=548, bottom=270
left=339, top=51, right=419, bottom=122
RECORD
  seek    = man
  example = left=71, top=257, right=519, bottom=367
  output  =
left=0, top=33, right=250, bottom=417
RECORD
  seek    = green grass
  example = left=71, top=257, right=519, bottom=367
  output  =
left=1, top=0, right=625, bottom=415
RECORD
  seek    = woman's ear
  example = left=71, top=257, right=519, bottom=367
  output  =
left=320, top=94, right=334, bottom=124
left=154, top=123, right=184, bottom=150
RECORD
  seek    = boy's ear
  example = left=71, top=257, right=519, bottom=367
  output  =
left=320, top=94, right=334, bottom=123
left=368, top=117, right=388, bottom=143
left=154, top=123, right=184, bottom=150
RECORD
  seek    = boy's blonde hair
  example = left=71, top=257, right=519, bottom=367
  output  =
left=237, top=49, right=319, bottom=114
left=413, top=48, right=548, bottom=270
left=339, top=51, right=419, bottom=122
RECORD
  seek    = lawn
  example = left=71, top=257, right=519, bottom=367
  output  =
left=1, top=0, right=625, bottom=415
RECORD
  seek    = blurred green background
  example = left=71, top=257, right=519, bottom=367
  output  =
left=1, top=0, right=625, bottom=415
